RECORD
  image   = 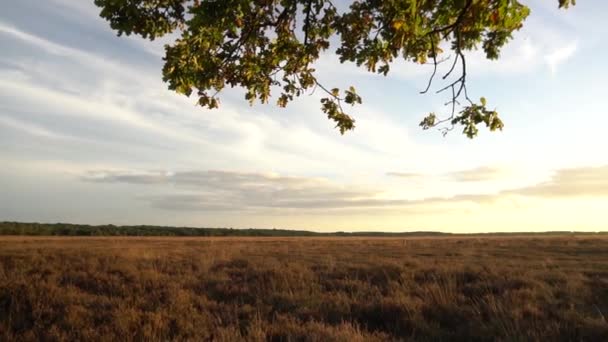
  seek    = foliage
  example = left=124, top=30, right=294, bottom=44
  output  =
left=94, top=0, right=574, bottom=137
left=1, top=235, right=607, bottom=340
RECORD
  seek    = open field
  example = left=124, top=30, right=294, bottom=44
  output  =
left=1, top=236, right=608, bottom=341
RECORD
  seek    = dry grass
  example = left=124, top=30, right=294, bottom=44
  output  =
left=1, top=235, right=608, bottom=341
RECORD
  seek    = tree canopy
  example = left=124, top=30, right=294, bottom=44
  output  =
left=95, top=0, right=575, bottom=137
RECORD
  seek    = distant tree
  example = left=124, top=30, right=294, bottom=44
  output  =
left=94, top=0, right=574, bottom=137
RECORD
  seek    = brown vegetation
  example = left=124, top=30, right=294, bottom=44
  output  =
left=1, top=235, right=608, bottom=341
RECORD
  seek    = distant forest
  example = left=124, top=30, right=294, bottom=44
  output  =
left=0, top=222, right=443, bottom=237
left=0, top=222, right=605, bottom=237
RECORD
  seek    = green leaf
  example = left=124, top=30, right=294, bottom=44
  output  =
left=94, top=0, right=574, bottom=137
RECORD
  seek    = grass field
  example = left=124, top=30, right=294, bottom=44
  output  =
left=1, top=235, right=608, bottom=341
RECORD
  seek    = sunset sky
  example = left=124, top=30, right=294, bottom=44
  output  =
left=1, top=0, right=607, bottom=232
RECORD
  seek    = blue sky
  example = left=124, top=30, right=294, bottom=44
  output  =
left=1, top=0, right=607, bottom=232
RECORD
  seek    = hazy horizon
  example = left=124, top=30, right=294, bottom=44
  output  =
left=1, top=1, right=607, bottom=233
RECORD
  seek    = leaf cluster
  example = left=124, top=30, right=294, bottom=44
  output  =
left=95, top=0, right=573, bottom=137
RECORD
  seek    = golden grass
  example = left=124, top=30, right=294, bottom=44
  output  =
left=1, top=235, right=608, bottom=341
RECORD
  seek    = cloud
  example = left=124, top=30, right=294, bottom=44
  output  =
left=387, top=166, right=509, bottom=182
left=0, top=115, right=75, bottom=141
left=47, top=0, right=101, bottom=18
left=0, top=22, right=73, bottom=56
left=446, top=166, right=507, bottom=182
left=464, top=37, right=578, bottom=77
left=1, top=16, right=448, bottom=177
left=437, top=165, right=608, bottom=201
left=80, top=168, right=502, bottom=212
left=385, top=172, right=425, bottom=179
left=83, top=170, right=393, bottom=211
left=545, top=41, right=577, bottom=74
left=510, top=165, right=608, bottom=197
left=441, top=165, right=608, bottom=199
left=83, top=165, right=608, bottom=213
left=464, top=38, right=540, bottom=76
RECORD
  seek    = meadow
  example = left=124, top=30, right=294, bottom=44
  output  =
left=1, top=235, right=607, bottom=341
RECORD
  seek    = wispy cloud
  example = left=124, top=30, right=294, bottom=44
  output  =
left=82, top=165, right=608, bottom=213
left=0, top=115, right=74, bottom=141
left=441, top=165, right=608, bottom=201
left=387, top=166, right=509, bottom=182
left=386, top=172, right=425, bottom=179
left=83, top=170, right=388, bottom=210
left=510, top=165, right=608, bottom=197
left=0, top=22, right=74, bottom=56
left=446, top=166, right=508, bottom=182
left=1, top=16, right=448, bottom=177
left=545, top=41, right=577, bottom=74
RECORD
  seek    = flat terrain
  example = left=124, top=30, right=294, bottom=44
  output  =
left=1, top=236, right=608, bottom=341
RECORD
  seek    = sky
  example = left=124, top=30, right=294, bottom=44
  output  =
left=1, top=0, right=607, bottom=233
